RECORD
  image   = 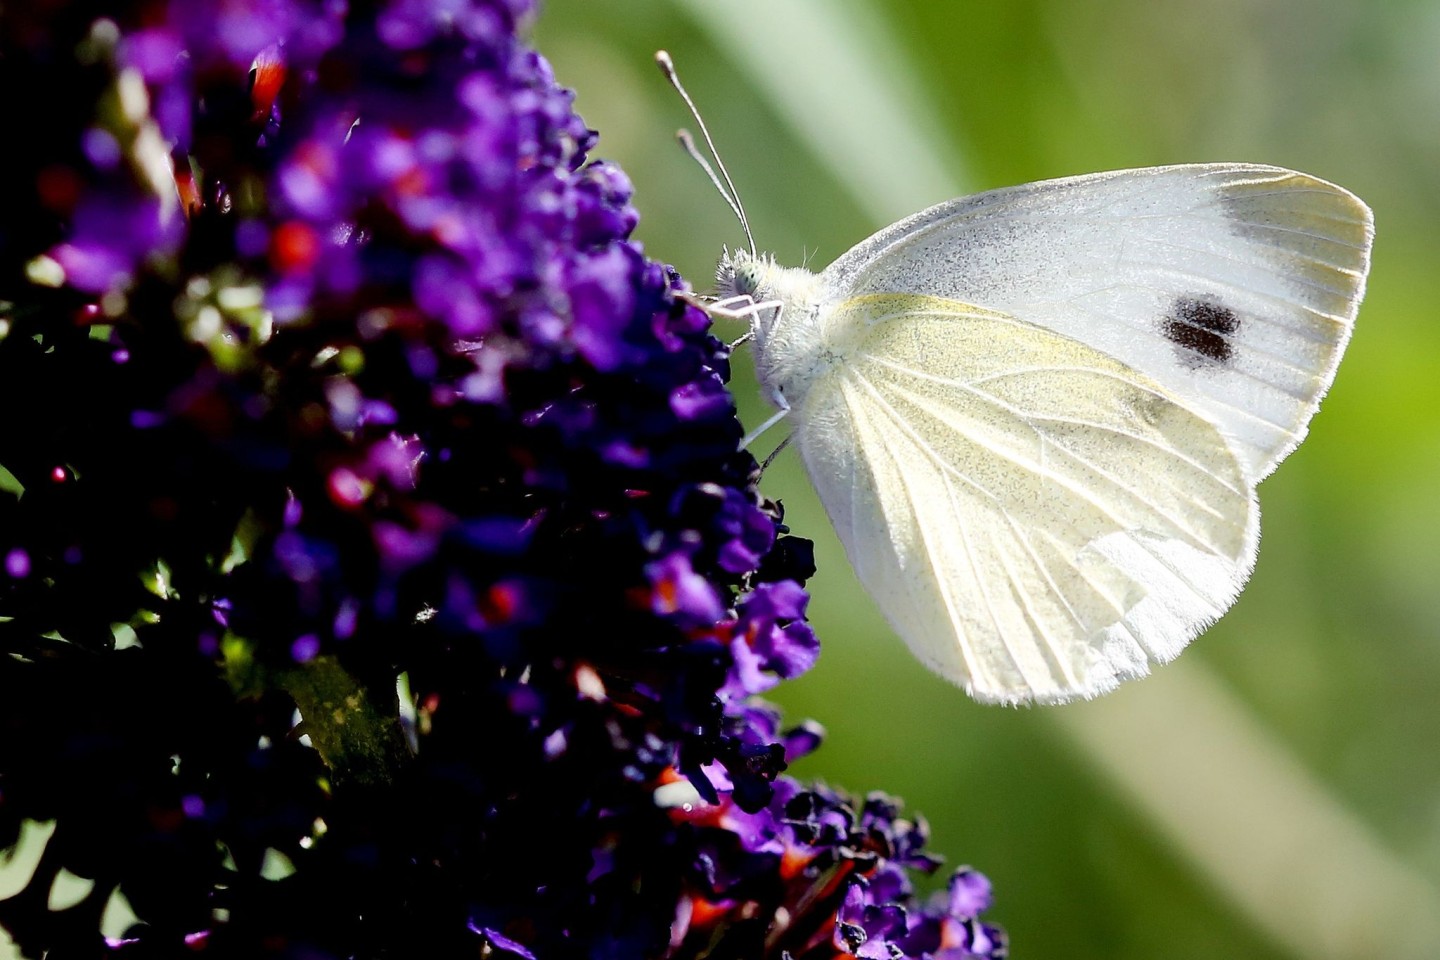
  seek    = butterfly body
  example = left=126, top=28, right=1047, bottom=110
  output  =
left=718, top=250, right=831, bottom=409
left=717, top=163, right=1372, bottom=705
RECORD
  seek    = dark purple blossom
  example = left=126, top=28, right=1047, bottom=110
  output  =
left=724, top=579, right=820, bottom=697
left=0, top=1, right=1003, bottom=958
left=837, top=877, right=911, bottom=959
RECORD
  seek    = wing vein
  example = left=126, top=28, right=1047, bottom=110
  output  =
left=877, top=374, right=1245, bottom=557
left=845, top=378, right=994, bottom=689
left=862, top=354, right=1250, bottom=497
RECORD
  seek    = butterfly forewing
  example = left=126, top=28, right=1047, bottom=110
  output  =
left=818, top=164, right=1373, bottom=482
left=795, top=295, right=1257, bottom=703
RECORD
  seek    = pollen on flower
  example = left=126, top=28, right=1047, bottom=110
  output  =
left=573, top=662, right=606, bottom=700
left=480, top=581, right=522, bottom=624
left=686, top=896, right=734, bottom=929
left=249, top=45, right=287, bottom=122
left=270, top=220, right=321, bottom=273
left=326, top=466, right=371, bottom=507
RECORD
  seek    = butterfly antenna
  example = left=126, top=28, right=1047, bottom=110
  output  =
left=655, top=50, right=756, bottom=255
left=675, top=129, right=745, bottom=236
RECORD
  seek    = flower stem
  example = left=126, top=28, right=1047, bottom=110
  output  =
left=282, top=655, right=412, bottom=788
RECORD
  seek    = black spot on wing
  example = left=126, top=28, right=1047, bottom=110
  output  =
left=1161, top=296, right=1240, bottom=368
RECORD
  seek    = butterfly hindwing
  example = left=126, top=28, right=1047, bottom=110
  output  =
left=818, top=164, right=1373, bottom=482
left=795, top=295, right=1257, bottom=703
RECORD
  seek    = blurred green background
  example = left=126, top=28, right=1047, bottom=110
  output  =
left=534, top=0, right=1440, bottom=958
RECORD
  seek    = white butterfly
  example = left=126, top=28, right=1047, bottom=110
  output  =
left=719, top=164, right=1373, bottom=705
left=656, top=57, right=1374, bottom=706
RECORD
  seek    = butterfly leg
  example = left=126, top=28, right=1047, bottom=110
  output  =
left=758, top=435, right=792, bottom=473
left=739, top=397, right=790, bottom=451
left=677, top=291, right=737, bottom=308
left=704, top=297, right=785, bottom=354
left=702, top=297, right=784, bottom=323
left=708, top=294, right=758, bottom=311
left=708, top=296, right=762, bottom=351
left=676, top=292, right=784, bottom=349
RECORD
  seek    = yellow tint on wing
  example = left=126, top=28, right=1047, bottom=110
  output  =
left=796, top=294, right=1256, bottom=703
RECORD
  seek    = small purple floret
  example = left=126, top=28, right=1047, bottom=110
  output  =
left=4, top=549, right=29, bottom=579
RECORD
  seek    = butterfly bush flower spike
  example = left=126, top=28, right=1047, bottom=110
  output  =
left=0, top=1, right=1004, bottom=958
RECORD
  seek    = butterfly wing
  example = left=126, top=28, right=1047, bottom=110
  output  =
left=794, top=294, right=1258, bottom=703
left=819, top=164, right=1373, bottom=482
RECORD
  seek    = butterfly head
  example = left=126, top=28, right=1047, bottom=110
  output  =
left=715, top=247, right=774, bottom=303
left=714, top=247, right=831, bottom=411
left=715, top=247, right=790, bottom=351
left=715, top=248, right=823, bottom=319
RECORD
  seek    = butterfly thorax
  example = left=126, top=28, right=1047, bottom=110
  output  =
left=716, top=249, right=832, bottom=410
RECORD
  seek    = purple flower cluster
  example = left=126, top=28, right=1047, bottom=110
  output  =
left=0, top=1, right=1004, bottom=958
